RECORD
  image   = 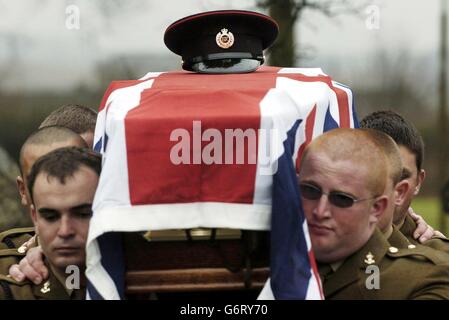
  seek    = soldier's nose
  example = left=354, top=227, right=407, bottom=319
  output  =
left=58, top=216, right=75, bottom=238
left=314, top=194, right=331, bottom=219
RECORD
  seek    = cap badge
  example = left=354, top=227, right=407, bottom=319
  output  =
left=216, top=28, right=234, bottom=49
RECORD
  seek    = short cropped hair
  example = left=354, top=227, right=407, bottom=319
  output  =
left=358, top=128, right=403, bottom=186
left=302, top=128, right=388, bottom=197
left=360, top=110, right=424, bottom=171
left=39, top=104, right=97, bottom=135
left=27, top=147, right=102, bottom=203
left=19, top=126, right=87, bottom=174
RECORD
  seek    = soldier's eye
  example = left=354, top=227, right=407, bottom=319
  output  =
left=75, top=211, right=93, bottom=219
left=41, top=214, right=59, bottom=222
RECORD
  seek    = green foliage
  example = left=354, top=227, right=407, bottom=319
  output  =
left=413, top=197, right=449, bottom=235
left=0, top=89, right=102, bottom=162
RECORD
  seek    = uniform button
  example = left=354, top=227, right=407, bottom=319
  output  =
left=17, top=246, right=26, bottom=254
left=389, top=246, right=399, bottom=253
left=408, top=244, right=416, bottom=249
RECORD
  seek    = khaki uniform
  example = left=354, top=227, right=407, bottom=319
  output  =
left=0, top=264, right=85, bottom=300
left=399, top=214, right=449, bottom=255
left=319, top=228, right=449, bottom=300
left=0, top=227, right=35, bottom=299
left=0, top=227, right=34, bottom=251
left=0, top=228, right=85, bottom=300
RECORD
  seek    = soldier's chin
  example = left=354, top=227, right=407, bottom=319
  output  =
left=51, top=255, right=84, bottom=270
left=313, top=243, right=342, bottom=263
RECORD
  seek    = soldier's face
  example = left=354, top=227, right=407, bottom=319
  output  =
left=299, top=150, right=385, bottom=263
left=31, top=166, right=98, bottom=271
left=17, top=139, right=87, bottom=209
left=393, top=145, right=425, bottom=225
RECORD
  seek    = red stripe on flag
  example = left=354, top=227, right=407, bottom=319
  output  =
left=124, top=68, right=281, bottom=205
left=331, top=85, right=350, bottom=128
left=308, top=249, right=325, bottom=299
left=295, top=104, right=316, bottom=172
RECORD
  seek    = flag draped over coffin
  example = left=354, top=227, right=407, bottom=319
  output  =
left=86, top=66, right=358, bottom=300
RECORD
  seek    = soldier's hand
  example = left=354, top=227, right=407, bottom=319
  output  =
left=409, top=207, right=435, bottom=243
left=22, top=235, right=37, bottom=251
left=8, top=246, right=48, bottom=284
left=433, top=230, right=447, bottom=239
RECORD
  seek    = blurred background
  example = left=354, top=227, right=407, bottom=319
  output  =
left=0, top=0, right=448, bottom=232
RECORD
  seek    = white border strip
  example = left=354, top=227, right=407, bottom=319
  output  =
left=88, top=202, right=271, bottom=244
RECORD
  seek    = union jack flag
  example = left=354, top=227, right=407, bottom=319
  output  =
left=87, top=66, right=358, bottom=300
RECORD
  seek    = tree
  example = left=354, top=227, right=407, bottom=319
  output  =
left=256, top=0, right=368, bottom=66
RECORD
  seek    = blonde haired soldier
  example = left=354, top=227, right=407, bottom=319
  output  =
left=299, top=128, right=449, bottom=299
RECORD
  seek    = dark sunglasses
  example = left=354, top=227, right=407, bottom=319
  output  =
left=299, top=183, right=376, bottom=208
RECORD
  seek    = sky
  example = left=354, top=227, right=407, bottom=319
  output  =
left=0, top=0, right=445, bottom=92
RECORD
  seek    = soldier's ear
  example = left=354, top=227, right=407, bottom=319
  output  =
left=30, top=204, right=38, bottom=227
left=394, top=180, right=410, bottom=206
left=16, top=175, right=29, bottom=207
left=414, top=169, right=426, bottom=196
left=370, top=195, right=388, bottom=223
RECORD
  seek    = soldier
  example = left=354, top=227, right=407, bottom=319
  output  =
left=362, top=128, right=449, bottom=258
left=299, top=128, right=449, bottom=299
left=0, top=127, right=87, bottom=252
left=360, top=111, right=449, bottom=252
left=39, top=104, right=97, bottom=148
left=0, top=147, right=101, bottom=299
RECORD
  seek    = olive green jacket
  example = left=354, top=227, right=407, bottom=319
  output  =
left=0, top=228, right=85, bottom=300
left=320, top=228, right=449, bottom=300
left=400, top=214, right=449, bottom=255
left=0, top=227, right=34, bottom=251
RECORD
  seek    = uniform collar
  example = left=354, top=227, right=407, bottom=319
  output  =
left=388, top=225, right=412, bottom=249
left=398, top=214, right=419, bottom=244
left=323, top=228, right=390, bottom=298
left=32, top=264, right=70, bottom=300
left=32, top=260, right=85, bottom=300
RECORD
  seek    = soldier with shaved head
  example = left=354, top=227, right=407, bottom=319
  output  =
left=299, top=128, right=449, bottom=299
left=0, top=127, right=87, bottom=252
left=39, top=104, right=97, bottom=148
left=17, top=126, right=88, bottom=212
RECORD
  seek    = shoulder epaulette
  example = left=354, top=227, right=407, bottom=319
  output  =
left=386, top=244, right=448, bottom=265
left=0, top=227, right=35, bottom=249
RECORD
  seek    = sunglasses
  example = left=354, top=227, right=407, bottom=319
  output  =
left=299, top=183, right=376, bottom=208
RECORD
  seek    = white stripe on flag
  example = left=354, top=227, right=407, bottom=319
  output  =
left=257, top=278, right=275, bottom=300
left=278, top=67, right=328, bottom=76
left=86, top=239, right=121, bottom=299
left=88, top=202, right=271, bottom=242
left=93, top=79, right=155, bottom=212
left=139, top=71, right=163, bottom=80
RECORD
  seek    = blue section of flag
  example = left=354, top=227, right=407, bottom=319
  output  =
left=94, top=137, right=102, bottom=152
left=270, top=119, right=311, bottom=299
left=104, top=133, right=109, bottom=152
left=323, top=104, right=339, bottom=131
left=88, top=232, right=125, bottom=300
left=352, top=101, right=360, bottom=128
